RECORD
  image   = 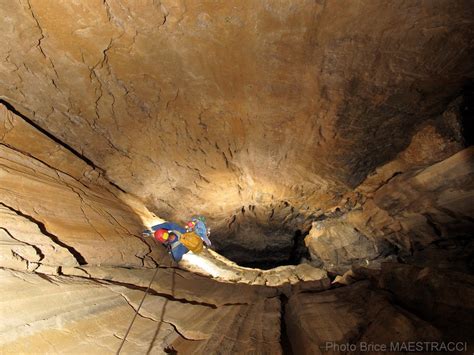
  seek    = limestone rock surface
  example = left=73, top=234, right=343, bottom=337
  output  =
left=306, top=147, right=474, bottom=273
left=0, top=136, right=155, bottom=269
left=0, top=1, right=473, bottom=353
left=377, top=262, right=474, bottom=341
left=0, top=0, right=472, bottom=242
left=0, top=268, right=282, bottom=354
left=0, top=104, right=304, bottom=353
left=285, top=281, right=441, bottom=355
left=306, top=219, right=388, bottom=274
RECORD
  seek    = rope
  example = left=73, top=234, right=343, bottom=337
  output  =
left=116, top=265, right=160, bottom=354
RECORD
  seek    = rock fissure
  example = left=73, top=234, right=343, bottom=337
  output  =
left=111, top=290, right=202, bottom=342
left=10, top=250, right=39, bottom=271
left=25, top=0, right=46, bottom=59
left=0, top=201, right=87, bottom=265
left=0, top=226, right=45, bottom=262
left=0, top=142, right=92, bottom=191
left=0, top=99, right=99, bottom=171
left=71, top=274, right=218, bottom=309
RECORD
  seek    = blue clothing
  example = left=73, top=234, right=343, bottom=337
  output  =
left=147, top=218, right=211, bottom=262
left=151, top=222, right=189, bottom=262
left=192, top=219, right=211, bottom=246
left=169, top=240, right=189, bottom=262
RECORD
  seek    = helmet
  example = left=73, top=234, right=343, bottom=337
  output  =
left=154, top=229, right=170, bottom=243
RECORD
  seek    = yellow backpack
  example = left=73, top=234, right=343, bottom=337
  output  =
left=179, top=231, right=203, bottom=253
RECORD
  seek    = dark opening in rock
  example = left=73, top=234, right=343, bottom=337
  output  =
left=211, top=216, right=310, bottom=270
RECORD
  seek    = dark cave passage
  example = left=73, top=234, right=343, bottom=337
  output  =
left=222, top=229, right=311, bottom=270
left=211, top=215, right=312, bottom=269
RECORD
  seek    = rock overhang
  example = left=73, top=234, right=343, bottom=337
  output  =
left=1, top=2, right=474, bottom=352
left=0, top=0, right=474, bottom=274
left=2, top=0, right=473, bottom=229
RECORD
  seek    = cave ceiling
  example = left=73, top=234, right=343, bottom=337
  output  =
left=1, top=0, right=473, bottom=229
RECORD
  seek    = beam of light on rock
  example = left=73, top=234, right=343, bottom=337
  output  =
left=181, top=252, right=222, bottom=278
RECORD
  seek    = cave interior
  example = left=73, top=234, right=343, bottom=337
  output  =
left=0, top=1, right=473, bottom=354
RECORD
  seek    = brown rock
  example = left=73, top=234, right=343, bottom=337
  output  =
left=0, top=268, right=282, bottom=354
left=377, top=262, right=474, bottom=341
left=306, top=219, right=388, bottom=274
left=310, top=147, right=474, bottom=268
left=0, top=2, right=473, bottom=353
left=285, top=281, right=441, bottom=355
left=0, top=1, right=472, bottom=234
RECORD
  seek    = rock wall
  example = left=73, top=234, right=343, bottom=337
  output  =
left=0, top=104, right=286, bottom=353
left=1, top=0, right=473, bottom=235
left=1, top=1, right=474, bottom=353
left=306, top=127, right=474, bottom=273
left=3, top=98, right=472, bottom=353
left=0, top=104, right=158, bottom=270
left=0, top=268, right=282, bottom=354
left=285, top=281, right=442, bottom=355
left=1, top=100, right=473, bottom=352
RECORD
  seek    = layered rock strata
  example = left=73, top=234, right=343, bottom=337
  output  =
left=0, top=104, right=324, bottom=353
left=306, top=146, right=474, bottom=273
left=2, top=102, right=472, bottom=352
left=0, top=0, right=473, bottom=352
left=1, top=0, right=473, bottom=250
